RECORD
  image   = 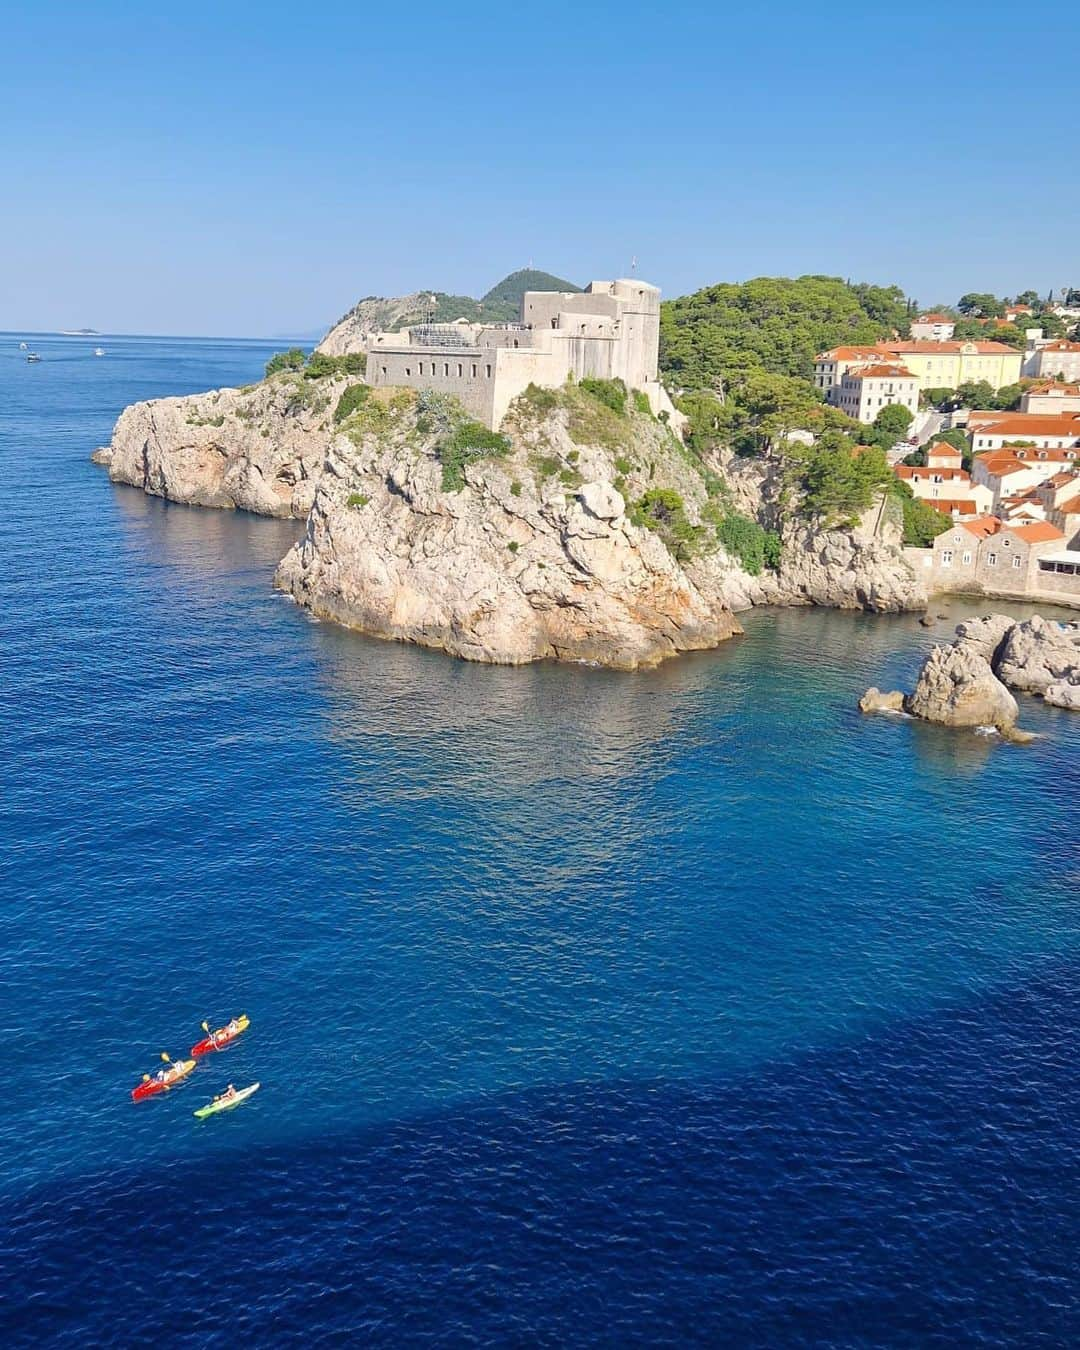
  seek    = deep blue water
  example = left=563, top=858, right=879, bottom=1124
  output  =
left=1, top=333, right=1078, bottom=1346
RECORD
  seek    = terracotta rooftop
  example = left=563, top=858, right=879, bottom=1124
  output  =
left=894, top=465, right=970, bottom=482
left=845, top=363, right=915, bottom=379
left=880, top=339, right=1019, bottom=354
left=929, top=498, right=978, bottom=515
left=961, top=516, right=1002, bottom=539
left=1007, top=521, right=1065, bottom=544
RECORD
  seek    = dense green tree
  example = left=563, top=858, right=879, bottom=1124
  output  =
left=956, top=379, right=997, bottom=408
left=786, top=432, right=893, bottom=526
left=265, top=348, right=306, bottom=377
left=1013, top=290, right=1040, bottom=308
left=890, top=480, right=953, bottom=546
left=659, top=274, right=911, bottom=388
left=873, top=403, right=914, bottom=439
left=957, top=293, right=1004, bottom=318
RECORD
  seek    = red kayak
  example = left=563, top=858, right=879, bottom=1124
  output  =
left=191, top=1014, right=249, bottom=1057
left=131, top=1059, right=196, bottom=1101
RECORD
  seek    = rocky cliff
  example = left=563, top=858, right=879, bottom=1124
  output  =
left=92, top=372, right=354, bottom=518
left=273, top=385, right=745, bottom=668
left=92, top=369, right=926, bottom=668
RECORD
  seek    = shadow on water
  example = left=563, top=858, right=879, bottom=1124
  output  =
left=4, top=962, right=1078, bottom=1347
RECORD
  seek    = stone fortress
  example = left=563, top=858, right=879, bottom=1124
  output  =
left=364, top=278, right=681, bottom=429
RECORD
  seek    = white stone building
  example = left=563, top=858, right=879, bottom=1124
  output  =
left=364, top=279, right=678, bottom=430
left=831, top=363, right=919, bottom=423
left=1031, top=340, right=1080, bottom=383
left=1020, top=383, right=1080, bottom=414
left=909, top=313, right=956, bottom=342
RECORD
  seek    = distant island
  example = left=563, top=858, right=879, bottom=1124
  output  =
left=59, top=328, right=100, bottom=336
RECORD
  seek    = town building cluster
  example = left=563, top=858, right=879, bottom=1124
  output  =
left=896, top=417, right=1080, bottom=605
left=815, top=314, right=1080, bottom=425
left=813, top=306, right=1080, bottom=603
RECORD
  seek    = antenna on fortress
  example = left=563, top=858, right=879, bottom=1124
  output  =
left=630, top=255, right=638, bottom=275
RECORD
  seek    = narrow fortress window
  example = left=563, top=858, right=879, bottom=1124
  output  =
left=405, top=367, right=411, bottom=377
left=486, top=364, right=492, bottom=378
left=444, top=363, right=449, bottom=377
left=551, top=318, right=557, bottom=329
left=381, top=366, right=387, bottom=377
left=458, top=363, right=463, bottom=377
left=471, top=364, right=478, bottom=377
left=513, top=339, right=519, bottom=348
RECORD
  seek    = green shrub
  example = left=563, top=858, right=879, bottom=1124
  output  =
left=629, top=487, right=702, bottom=560
left=530, top=454, right=561, bottom=480
left=507, top=540, right=519, bottom=553
left=559, top=467, right=583, bottom=488
left=579, top=377, right=627, bottom=414
left=304, top=351, right=366, bottom=380
left=632, top=389, right=652, bottom=415
left=333, top=383, right=371, bottom=424
left=716, top=510, right=774, bottom=575
left=891, top=479, right=952, bottom=546
left=614, top=455, right=634, bottom=475
left=521, top=383, right=558, bottom=413
left=510, top=479, right=522, bottom=497
left=265, top=348, right=306, bottom=378
left=439, top=419, right=511, bottom=492
left=567, top=449, right=579, bottom=464
left=345, top=492, right=370, bottom=509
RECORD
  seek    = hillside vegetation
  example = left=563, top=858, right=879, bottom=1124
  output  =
left=660, top=275, right=912, bottom=388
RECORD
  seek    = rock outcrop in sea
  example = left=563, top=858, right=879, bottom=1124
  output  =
left=860, top=612, right=1080, bottom=733
left=92, top=367, right=925, bottom=669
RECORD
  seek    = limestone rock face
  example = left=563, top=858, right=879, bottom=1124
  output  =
left=1044, top=680, right=1080, bottom=710
left=275, top=403, right=741, bottom=669
left=995, top=615, right=1080, bottom=694
left=99, top=373, right=352, bottom=518
left=904, top=644, right=1018, bottom=728
left=753, top=505, right=926, bottom=614
left=954, top=613, right=1015, bottom=664
left=859, top=688, right=906, bottom=713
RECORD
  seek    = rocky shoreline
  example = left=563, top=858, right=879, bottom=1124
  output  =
left=861, top=613, right=1080, bottom=735
left=92, top=373, right=927, bottom=669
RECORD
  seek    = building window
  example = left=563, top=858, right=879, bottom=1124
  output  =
left=457, top=363, right=463, bottom=377
left=1012, top=555, right=1022, bottom=569
left=381, top=366, right=387, bottom=376
left=486, top=364, right=492, bottom=378
left=513, top=339, right=519, bottom=348
left=471, top=364, right=477, bottom=377
left=444, top=363, right=449, bottom=377
left=962, top=551, right=972, bottom=565
left=987, top=552, right=997, bottom=566
left=941, top=550, right=953, bottom=567
left=405, top=367, right=411, bottom=377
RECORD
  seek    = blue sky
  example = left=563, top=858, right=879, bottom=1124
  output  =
left=3, top=2, right=1077, bottom=336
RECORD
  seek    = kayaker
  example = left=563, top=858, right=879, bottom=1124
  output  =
left=215, top=1084, right=237, bottom=1104
left=156, top=1067, right=170, bottom=1083
left=226, top=1019, right=240, bottom=1035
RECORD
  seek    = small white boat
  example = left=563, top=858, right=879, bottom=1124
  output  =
left=94, top=348, right=105, bottom=357
left=19, top=341, right=27, bottom=350
left=26, top=352, right=41, bottom=363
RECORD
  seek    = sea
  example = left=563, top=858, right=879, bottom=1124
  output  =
left=1, top=333, right=1078, bottom=1347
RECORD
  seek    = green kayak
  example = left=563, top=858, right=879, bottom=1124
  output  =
left=193, top=1082, right=260, bottom=1119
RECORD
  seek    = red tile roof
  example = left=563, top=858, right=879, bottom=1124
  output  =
left=845, top=363, right=915, bottom=379
left=929, top=498, right=978, bottom=515
left=880, top=340, right=1019, bottom=354
left=1007, top=521, right=1065, bottom=543
left=895, top=465, right=970, bottom=482
left=961, top=516, right=1002, bottom=538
